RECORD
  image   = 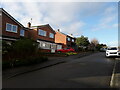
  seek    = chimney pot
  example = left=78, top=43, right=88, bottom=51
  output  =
left=58, top=29, right=60, bottom=32
left=28, top=22, right=31, bottom=28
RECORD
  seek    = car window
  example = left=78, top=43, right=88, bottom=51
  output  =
left=107, top=47, right=117, bottom=50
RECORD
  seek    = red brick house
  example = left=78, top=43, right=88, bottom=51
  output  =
left=0, top=8, right=62, bottom=52
left=0, top=8, right=28, bottom=44
left=28, top=24, right=62, bottom=52
left=55, top=29, right=76, bottom=49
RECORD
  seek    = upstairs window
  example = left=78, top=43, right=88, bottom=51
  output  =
left=67, top=37, right=71, bottom=41
left=38, top=30, right=46, bottom=36
left=49, top=33, right=54, bottom=38
left=20, top=29, right=25, bottom=36
left=12, top=25, right=17, bottom=33
left=72, top=39, right=74, bottom=42
left=6, top=23, right=17, bottom=33
left=6, top=24, right=12, bottom=31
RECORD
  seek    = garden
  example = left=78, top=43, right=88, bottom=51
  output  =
left=2, top=38, right=48, bottom=69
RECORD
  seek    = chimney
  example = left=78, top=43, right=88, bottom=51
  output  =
left=71, top=34, right=73, bottom=36
left=27, top=22, right=31, bottom=28
left=57, top=29, right=60, bottom=32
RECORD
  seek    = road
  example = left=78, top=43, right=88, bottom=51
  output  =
left=3, top=52, right=116, bottom=88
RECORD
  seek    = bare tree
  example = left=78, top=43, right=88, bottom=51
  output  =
left=91, top=38, right=99, bottom=46
left=89, top=38, right=99, bottom=51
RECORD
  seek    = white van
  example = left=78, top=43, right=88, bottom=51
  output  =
left=106, top=47, right=120, bottom=57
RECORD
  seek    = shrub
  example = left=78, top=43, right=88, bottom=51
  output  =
left=12, top=38, right=38, bottom=58
left=2, top=38, right=49, bottom=69
left=2, top=61, right=11, bottom=69
left=2, top=40, right=12, bottom=55
left=2, top=56, right=48, bottom=69
left=66, top=52, right=77, bottom=56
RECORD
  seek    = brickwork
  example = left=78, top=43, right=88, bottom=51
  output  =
left=2, top=12, right=23, bottom=38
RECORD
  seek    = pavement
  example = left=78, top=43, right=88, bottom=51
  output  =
left=110, top=58, right=120, bottom=88
left=2, top=51, right=95, bottom=79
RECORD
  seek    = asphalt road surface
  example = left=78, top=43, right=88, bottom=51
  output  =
left=3, top=52, right=116, bottom=88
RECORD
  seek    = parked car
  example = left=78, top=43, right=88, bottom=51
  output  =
left=100, top=48, right=107, bottom=52
left=56, top=47, right=75, bottom=53
left=106, top=47, right=120, bottom=57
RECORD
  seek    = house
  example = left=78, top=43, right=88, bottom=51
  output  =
left=0, top=8, right=28, bottom=44
left=0, top=8, right=62, bottom=52
left=55, top=29, right=76, bottom=49
left=27, top=23, right=62, bottom=52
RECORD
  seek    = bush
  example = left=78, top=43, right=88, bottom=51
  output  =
left=2, top=56, right=48, bottom=69
left=66, top=52, right=77, bottom=56
left=2, top=61, right=11, bottom=69
left=12, top=38, right=38, bottom=58
left=2, top=38, right=49, bottom=69
left=2, top=40, right=12, bottom=55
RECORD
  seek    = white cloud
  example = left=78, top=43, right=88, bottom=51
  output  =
left=2, top=2, right=118, bottom=37
left=60, top=21, right=85, bottom=36
left=108, top=41, right=118, bottom=47
left=103, top=7, right=117, bottom=16
left=112, top=23, right=118, bottom=28
left=2, top=0, right=120, bottom=2
left=91, top=6, right=117, bottom=32
left=2, top=2, right=87, bottom=34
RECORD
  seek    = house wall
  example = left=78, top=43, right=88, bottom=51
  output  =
left=55, top=31, right=67, bottom=48
left=27, top=26, right=55, bottom=43
left=2, top=12, right=23, bottom=38
left=55, top=31, right=76, bottom=48
left=66, top=36, right=76, bottom=47
left=37, top=26, right=55, bottom=42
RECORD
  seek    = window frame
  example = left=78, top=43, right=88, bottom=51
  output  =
left=67, top=37, right=71, bottom=41
left=20, top=29, right=25, bottom=36
left=6, top=23, right=12, bottom=32
left=38, top=29, right=46, bottom=36
left=6, top=23, right=18, bottom=33
left=49, top=33, right=54, bottom=38
left=72, top=39, right=74, bottom=42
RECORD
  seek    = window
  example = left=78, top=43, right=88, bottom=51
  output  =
left=49, top=33, right=54, bottom=38
left=20, top=29, right=25, bottom=36
left=57, top=45, right=62, bottom=50
left=51, top=44, right=56, bottom=49
left=108, top=47, right=117, bottom=50
left=6, top=23, right=12, bottom=31
left=6, top=23, right=17, bottom=33
left=67, top=37, right=71, bottom=41
left=72, top=39, right=74, bottom=42
left=38, top=30, right=46, bottom=36
left=12, top=25, right=17, bottom=33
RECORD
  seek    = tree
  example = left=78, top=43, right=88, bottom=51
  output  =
left=96, top=43, right=107, bottom=51
left=76, top=35, right=90, bottom=47
left=90, top=38, right=99, bottom=51
left=90, top=38, right=99, bottom=46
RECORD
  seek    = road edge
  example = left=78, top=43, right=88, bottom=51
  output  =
left=110, top=59, right=117, bottom=87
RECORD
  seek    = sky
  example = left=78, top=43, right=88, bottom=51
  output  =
left=0, top=0, right=119, bottom=46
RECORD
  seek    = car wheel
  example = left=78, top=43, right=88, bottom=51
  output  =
left=106, top=55, right=109, bottom=58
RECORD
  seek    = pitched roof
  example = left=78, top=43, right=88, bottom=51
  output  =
left=32, top=24, right=56, bottom=33
left=0, top=8, right=24, bottom=27
left=55, top=30, right=76, bottom=38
